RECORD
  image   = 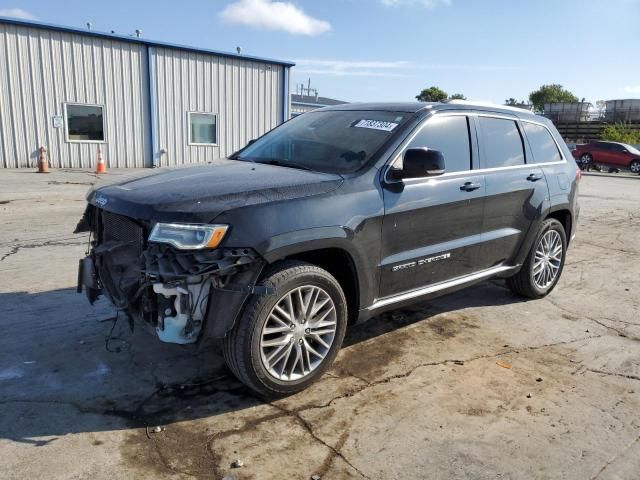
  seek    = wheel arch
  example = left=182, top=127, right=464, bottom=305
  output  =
left=274, top=247, right=361, bottom=324
left=545, top=208, right=572, bottom=244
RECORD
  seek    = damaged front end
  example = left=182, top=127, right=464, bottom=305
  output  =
left=75, top=205, right=264, bottom=344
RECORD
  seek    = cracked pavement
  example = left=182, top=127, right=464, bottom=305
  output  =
left=0, top=169, right=639, bottom=479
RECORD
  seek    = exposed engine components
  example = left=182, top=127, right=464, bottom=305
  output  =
left=76, top=208, right=265, bottom=345
left=153, top=278, right=211, bottom=344
left=144, top=243, right=257, bottom=277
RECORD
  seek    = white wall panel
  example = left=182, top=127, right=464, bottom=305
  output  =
left=0, top=23, right=150, bottom=168
left=151, top=48, right=284, bottom=167
left=0, top=21, right=289, bottom=169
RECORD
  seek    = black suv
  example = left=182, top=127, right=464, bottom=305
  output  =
left=76, top=101, right=580, bottom=396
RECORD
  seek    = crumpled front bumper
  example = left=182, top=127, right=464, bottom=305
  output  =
left=76, top=205, right=267, bottom=343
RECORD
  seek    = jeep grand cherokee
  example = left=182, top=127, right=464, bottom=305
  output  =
left=76, top=101, right=580, bottom=396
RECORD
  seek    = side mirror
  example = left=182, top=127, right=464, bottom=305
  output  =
left=392, top=148, right=445, bottom=179
left=247, top=139, right=256, bottom=146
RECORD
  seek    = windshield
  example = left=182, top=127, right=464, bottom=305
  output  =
left=234, top=110, right=410, bottom=174
left=624, top=144, right=640, bottom=154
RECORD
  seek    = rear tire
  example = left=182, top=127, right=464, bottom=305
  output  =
left=579, top=153, right=592, bottom=171
left=223, top=260, right=348, bottom=398
left=507, top=219, right=567, bottom=299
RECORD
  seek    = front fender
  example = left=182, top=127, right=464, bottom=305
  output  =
left=260, top=226, right=376, bottom=309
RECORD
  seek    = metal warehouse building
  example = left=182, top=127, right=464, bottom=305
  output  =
left=0, top=17, right=293, bottom=169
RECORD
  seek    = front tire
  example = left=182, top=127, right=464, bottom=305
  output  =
left=223, top=261, right=348, bottom=397
left=630, top=160, right=640, bottom=175
left=507, top=218, right=567, bottom=299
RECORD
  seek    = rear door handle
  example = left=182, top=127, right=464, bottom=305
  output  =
left=527, top=173, right=543, bottom=182
left=460, top=181, right=481, bottom=192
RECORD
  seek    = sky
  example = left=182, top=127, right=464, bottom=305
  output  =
left=1, top=0, right=639, bottom=104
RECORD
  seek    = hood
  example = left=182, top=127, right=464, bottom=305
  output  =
left=88, top=160, right=343, bottom=222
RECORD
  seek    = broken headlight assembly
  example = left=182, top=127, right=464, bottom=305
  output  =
left=148, top=223, right=228, bottom=250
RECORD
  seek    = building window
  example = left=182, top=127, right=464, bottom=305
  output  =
left=65, top=104, right=105, bottom=142
left=189, top=112, right=217, bottom=145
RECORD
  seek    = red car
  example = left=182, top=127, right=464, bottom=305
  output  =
left=572, top=141, right=640, bottom=174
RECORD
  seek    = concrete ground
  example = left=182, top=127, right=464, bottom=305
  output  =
left=0, top=168, right=638, bottom=480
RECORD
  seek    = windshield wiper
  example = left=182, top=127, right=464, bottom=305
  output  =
left=259, top=159, right=314, bottom=172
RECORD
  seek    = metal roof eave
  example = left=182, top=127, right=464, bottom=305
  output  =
left=0, top=16, right=296, bottom=67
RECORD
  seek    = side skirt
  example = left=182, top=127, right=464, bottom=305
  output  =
left=363, top=264, right=519, bottom=316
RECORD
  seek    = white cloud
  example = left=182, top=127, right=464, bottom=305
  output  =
left=295, top=69, right=409, bottom=78
left=294, top=59, right=411, bottom=77
left=623, top=85, right=640, bottom=94
left=0, top=8, right=37, bottom=20
left=297, top=59, right=411, bottom=69
left=293, top=59, right=521, bottom=78
left=419, top=64, right=524, bottom=71
left=220, top=0, right=330, bottom=36
left=380, top=0, right=452, bottom=8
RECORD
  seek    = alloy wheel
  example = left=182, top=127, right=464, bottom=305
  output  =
left=260, top=285, right=337, bottom=381
left=630, top=161, right=640, bottom=174
left=533, top=230, right=563, bottom=290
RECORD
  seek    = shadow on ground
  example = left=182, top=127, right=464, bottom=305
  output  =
left=0, top=280, right=525, bottom=445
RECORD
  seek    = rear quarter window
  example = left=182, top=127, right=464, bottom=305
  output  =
left=523, top=122, right=563, bottom=164
left=478, top=117, right=525, bottom=168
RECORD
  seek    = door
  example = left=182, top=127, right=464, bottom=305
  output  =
left=591, top=143, right=610, bottom=165
left=606, top=143, right=630, bottom=168
left=476, top=115, right=550, bottom=269
left=379, top=114, right=485, bottom=298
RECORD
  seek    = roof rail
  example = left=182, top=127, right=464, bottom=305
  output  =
left=444, top=99, right=535, bottom=115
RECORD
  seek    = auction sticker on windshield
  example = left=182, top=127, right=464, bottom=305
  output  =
left=353, top=119, right=399, bottom=132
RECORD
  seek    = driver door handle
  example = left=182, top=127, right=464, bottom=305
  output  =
left=527, top=173, right=543, bottom=182
left=460, top=181, right=481, bottom=192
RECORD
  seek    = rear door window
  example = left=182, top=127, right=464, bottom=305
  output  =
left=522, top=122, right=562, bottom=163
left=478, top=117, right=525, bottom=168
left=404, top=115, right=472, bottom=173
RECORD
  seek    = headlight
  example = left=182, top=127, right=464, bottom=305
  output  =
left=148, top=223, right=228, bottom=250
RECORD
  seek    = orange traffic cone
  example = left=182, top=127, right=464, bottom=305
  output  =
left=95, top=146, right=106, bottom=174
left=37, top=146, right=49, bottom=173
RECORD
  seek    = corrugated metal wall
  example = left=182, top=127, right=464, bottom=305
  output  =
left=151, top=47, right=284, bottom=166
left=0, top=23, right=150, bottom=168
left=0, top=21, right=289, bottom=169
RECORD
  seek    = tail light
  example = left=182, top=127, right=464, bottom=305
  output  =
left=576, top=167, right=582, bottom=182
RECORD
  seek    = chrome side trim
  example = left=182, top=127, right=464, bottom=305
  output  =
left=380, top=228, right=519, bottom=268
left=367, top=265, right=517, bottom=311
left=389, top=161, right=566, bottom=185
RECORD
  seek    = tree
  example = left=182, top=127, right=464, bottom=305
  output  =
left=416, top=86, right=448, bottom=102
left=601, top=123, right=640, bottom=144
left=505, top=98, right=519, bottom=106
left=528, top=84, right=578, bottom=112
left=449, top=93, right=467, bottom=100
